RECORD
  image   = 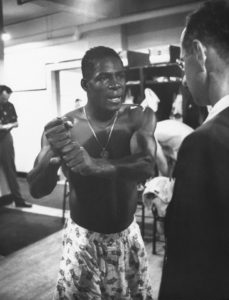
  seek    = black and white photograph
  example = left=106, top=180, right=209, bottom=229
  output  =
left=0, top=0, right=229, bottom=299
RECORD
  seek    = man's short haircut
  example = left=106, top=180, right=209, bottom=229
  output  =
left=0, top=85, right=13, bottom=95
left=182, top=0, right=229, bottom=60
left=81, top=46, right=123, bottom=80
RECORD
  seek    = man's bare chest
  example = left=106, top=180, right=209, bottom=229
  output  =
left=69, top=120, right=134, bottom=159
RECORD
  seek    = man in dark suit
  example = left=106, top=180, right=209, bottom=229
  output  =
left=159, top=1, right=229, bottom=299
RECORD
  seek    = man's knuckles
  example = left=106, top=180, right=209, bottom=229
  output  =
left=44, top=118, right=64, bottom=130
left=45, top=125, right=68, bottom=136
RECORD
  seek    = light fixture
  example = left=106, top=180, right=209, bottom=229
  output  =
left=1, top=31, right=11, bottom=42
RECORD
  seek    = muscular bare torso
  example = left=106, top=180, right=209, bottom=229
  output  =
left=64, top=104, right=144, bottom=233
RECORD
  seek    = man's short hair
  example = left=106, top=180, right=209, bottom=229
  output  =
left=182, top=0, right=229, bottom=60
left=81, top=46, right=123, bottom=80
left=0, top=85, right=13, bottom=95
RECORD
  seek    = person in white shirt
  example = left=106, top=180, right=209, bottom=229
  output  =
left=159, top=1, right=229, bottom=299
left=154, top=119, right=193, bottom=177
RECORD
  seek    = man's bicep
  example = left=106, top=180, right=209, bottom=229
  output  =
left=130, top=107, right=157, bottom=157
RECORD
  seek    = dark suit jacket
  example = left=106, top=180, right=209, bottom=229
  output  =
left=159, top=107, right=229, bottom=300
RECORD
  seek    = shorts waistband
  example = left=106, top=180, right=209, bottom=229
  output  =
left=66, top=217, right=138, bottom=243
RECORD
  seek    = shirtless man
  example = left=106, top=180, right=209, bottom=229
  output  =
left=27, top=46, right=156, bottom=299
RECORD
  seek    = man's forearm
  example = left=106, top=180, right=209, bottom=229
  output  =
left=89, top=153, right=155, bottom=181
left=113, top=153, right=155, bottom=181
left=27, top=149, right=60, bottom=198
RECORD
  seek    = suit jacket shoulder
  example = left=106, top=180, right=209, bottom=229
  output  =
left=161, top=107, right=229, bottom=299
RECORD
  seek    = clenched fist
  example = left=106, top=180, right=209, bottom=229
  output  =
left=44, top=117, right=73, bottom=154
left=62, top=143, right=96, bottom=175
left=45, top=117, right=105, bottom=176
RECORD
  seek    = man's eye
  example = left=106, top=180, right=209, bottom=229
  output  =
left=97, top=75, right=108, bottom=82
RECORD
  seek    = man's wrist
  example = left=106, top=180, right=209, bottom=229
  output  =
left=95, top=159, right=116, bottom=177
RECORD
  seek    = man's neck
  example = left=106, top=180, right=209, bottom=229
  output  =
left=209, top=89, right=229, bottom=107
left=207, top=50, right=229, bottom=106
left=85, top=104, right=118, bottom=123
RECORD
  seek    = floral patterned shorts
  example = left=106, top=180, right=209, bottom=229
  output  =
left=53, top=217, right=153, bottom=300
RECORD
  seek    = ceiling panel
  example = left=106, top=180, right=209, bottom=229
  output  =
left=2, top=0, right=121, bottom=26
left=2, top=0, right=202, bottom=27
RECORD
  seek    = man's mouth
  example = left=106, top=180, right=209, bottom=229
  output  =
left=107, top=97, right=122, bottom=103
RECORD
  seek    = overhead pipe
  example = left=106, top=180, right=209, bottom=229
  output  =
left=77, top=1, right=203, bottom=35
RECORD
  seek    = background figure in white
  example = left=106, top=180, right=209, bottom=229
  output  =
left=143, top=176, right=174, bottom=217
left=141, top=88, right=160, bottom=112
left=155, top=119, right=193, bottom=177
left=140, top=88, right=193, bottom=177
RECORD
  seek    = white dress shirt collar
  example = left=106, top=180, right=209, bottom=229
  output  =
left=204, top=94, right=229, bottom=124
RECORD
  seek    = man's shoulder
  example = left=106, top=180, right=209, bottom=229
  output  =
left=120, top=103, right=141, bottom=113
left=199, top=109, right=229, bottom=145
left=195, top=110, right=229, bottom=138
left=0, top=101, right=15, bottom=109
left=120, top=103, right=155, bottom=129
left=179, top=120, right=227, bottom=160
left=120, top=103, right=154, bottom=119
left=64, top=107, right=84, bottom=122
left=179, top=125, right=209, bottom=151
left=119, top=103, right=142, bottom=121
left=213, top=107, right=229, bottom=126
left=5, top=101, right=15, bottom=108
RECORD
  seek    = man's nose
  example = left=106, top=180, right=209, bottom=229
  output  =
left=108, top=74, right=122, bottom=89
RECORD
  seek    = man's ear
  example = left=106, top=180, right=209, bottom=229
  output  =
left=192, top=39, right=207, bottom=70
left=81, top=79, right=88, bottom=91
